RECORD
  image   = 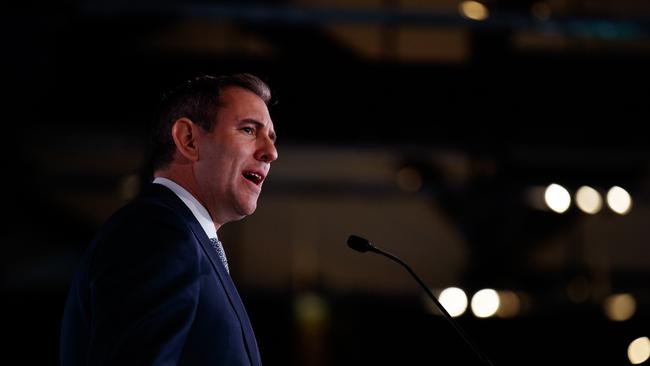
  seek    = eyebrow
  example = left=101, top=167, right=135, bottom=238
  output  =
left=242, top=118, right=277, bottom=143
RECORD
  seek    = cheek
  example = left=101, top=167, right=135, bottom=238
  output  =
left=206, top=142, right=251, bottom=182
left=224, top=160, right=244, bottom=184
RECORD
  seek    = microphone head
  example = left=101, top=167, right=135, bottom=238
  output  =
left=347, top=235, right=375, bottom=253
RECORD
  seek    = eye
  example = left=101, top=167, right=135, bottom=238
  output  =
left=242, top=127, right=255, bottom=135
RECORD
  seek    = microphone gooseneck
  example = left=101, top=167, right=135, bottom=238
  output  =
left=347, top=234, right=494, bottom=366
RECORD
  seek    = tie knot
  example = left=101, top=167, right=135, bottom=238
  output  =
left=209, top=238, right=230, bottom=274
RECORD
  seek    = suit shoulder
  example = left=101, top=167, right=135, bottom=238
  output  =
left=85, top=194, right=204, bottom=281
left=103, top=193, right=188, bottom=233
left=90, top=193, right=199, bottom=259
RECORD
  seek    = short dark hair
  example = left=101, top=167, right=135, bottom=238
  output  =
left=150, top=73, right=271, bottom=171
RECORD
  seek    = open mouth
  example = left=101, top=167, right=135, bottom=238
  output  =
left=242, top=171, right=264, bottom=186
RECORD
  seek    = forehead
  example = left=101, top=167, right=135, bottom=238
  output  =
left=217, top=86, right=273, bottom=126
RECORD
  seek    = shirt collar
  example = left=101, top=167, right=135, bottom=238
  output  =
left=152, top=177, right=218, bottom=240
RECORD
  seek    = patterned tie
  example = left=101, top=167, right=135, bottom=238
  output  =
left=209, top=238, right=230, bottom=274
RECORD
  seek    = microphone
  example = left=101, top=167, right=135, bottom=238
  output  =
left=347, top=234, right=378, bottom=253
left=347, top=235, right=494, bottom=366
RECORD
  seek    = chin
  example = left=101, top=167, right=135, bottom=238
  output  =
left=236, top=201, right=258, bottom=217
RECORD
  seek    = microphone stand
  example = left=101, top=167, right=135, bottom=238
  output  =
left=349, top=235, right=494, bottom=366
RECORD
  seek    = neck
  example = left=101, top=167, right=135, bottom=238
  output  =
left=154, top=167, right=223, bottom=232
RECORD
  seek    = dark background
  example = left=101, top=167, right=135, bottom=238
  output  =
left=2, top=0, right=649, bottom=365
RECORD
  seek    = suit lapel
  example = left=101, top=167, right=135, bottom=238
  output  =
left=144, top=184, right=261, bottom=365
left=188, top=222, right=261, bottom=366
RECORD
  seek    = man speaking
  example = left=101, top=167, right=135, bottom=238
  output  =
left=61, top=74, right=278, bottom=365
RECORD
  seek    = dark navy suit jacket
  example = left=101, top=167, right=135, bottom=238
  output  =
left=60, top=184, right=262, bottom=365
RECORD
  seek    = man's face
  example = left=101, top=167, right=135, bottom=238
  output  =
left=194, top=86, right=278, bottom=227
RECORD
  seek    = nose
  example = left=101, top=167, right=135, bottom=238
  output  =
left=255, top=135, right=278, bottom=163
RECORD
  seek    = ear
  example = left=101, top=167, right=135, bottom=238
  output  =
left=171, top=117, right=201, bottom=162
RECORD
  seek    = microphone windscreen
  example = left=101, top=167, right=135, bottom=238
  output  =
left=347, top=235, right=372, bottom=253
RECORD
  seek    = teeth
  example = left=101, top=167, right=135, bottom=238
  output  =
left=244, top=172, right=262, bottom=183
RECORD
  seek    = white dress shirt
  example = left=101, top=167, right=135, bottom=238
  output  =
left=152, top=177, right=218, bottom=240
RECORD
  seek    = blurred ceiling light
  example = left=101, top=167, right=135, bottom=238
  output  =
left=604, top=293, right=636, bottom=321
left=438, top=287, right=468, bottom=317
left=120, top=174, right=141, bottom=200
left=531, top=2, right=551, bottom=21
left=628, top=337, right=650, bottom=365
left=459, top=1, right=489, bottom=21
left=496, top=290, right=520, bottom=318
left=471, top=289, right=500, bottom=318
left=606, top=186, right=632, bottom=215
left=397, top=166, right=422, bottom=192
left=294, top=292, right=329, bottom=328
left=544, top=183, right=571, bottom=213
left=575, top=185, right=602, bottom=214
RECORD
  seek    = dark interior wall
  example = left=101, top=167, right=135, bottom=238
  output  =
left=2, top=2, right=649, bottom=365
